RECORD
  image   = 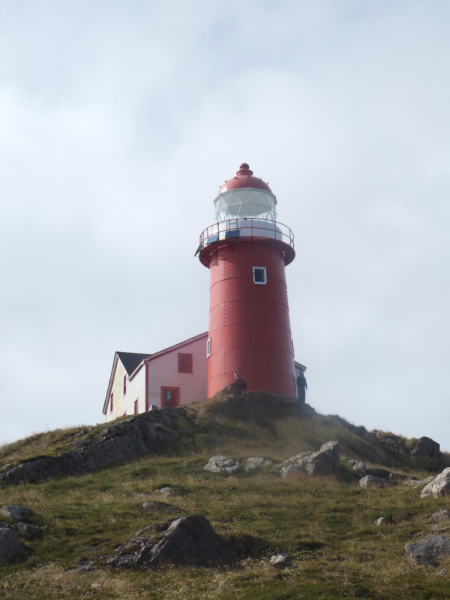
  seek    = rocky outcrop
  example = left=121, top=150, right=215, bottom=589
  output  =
left=0, top=408, right=187, bottom=485
left=405, top=535, right=450, bottom=566
left=410, top=436, right=440, bottom=460
left=107, top=515, right=230, bottom=568
left=277, top=441, right=340, bottom=478
left=421, top=468, right=450, bottom=499
left=203, top=456, right=240, bottom=475
left=359, top=475, right=386, bottom=489
left=0, top=528, right=25, bottom=564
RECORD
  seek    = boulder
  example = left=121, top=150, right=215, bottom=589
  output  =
left=16, top=522, right=42, bottom=538
left=243, top=457, right=275, bottom=472
left=359, top=475, right=386, bottom=489
left=366, top=467, right=391, bottom=479
left=107, top=515, right=230, bottom=568
left=405, top=535, right=450, bottom=567
left=428, top=509, right=449, bottom=524
left=374, top=517, right=385, bottom=526
left=0, top=528, right=25, bottom=564
left=421, top=468, right=450, bottom=499
left=0, top=506, right=34, bottom=521
left=410, top=437, right=440, bottom=460
left=384, top=437, right=397, bottom=447
left=352, top=462, right=367, bottom=476
left=270, top=552, right=292, bottom=566
left=277, top=442, right=340, bottom=478
left=203, top=456, right=240, bottom=475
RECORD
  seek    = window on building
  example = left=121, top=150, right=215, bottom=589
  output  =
left=123, top=375, right=127, bottom=396
left=161, top=387, right=180, bottom=409
left=206, top=337, right=211, bottom=358
left=178, top=353, right=193, bottom=373
left=253, top=266, right=267, bottom=285
left=110, top=393, right=114, bottom=412
left=134, top=399, right=138, bottom=414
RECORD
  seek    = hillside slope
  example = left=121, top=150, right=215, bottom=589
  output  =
left=1, top=392, right=449, bottom=599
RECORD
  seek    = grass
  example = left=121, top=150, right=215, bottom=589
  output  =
left=1, top=396, right=449, bottom=599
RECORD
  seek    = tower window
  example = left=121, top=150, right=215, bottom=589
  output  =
left=123, top=375, right=127, bottom=396
left=178, top=353, right=193, bottom=373
left=207, top=337, right=211, bottom=358
left=253, top=266, right=267, bottom=285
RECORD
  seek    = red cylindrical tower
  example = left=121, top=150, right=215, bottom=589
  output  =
left=198, top=163, right=296, bottom=398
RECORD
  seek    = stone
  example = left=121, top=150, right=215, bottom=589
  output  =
left=203, top=456, right=240, bottom=475
left=243, top=457, right=275, bottom=472
left=1, top=464, right=11, bottom=472
left=385, top=437, right=396, bottom=446
left=156, top=486, right=173, bottom=496
left=352, top=462, right=367, bottom=475
left=428, top=509, right=449, bottom=524
left=148, top=405, right=159, bottom=411
left=270, top=552, right=292, bottom=566
left=359, top=475, right=386, bottom=489
left=142, top=501, right=177, bottom=513
left=437, top=568, right=448, bottom=575
left=410, top=436, right=440, bottom=460
left=405, top=535, right=450, bottom=567
left=108, top=515, right=230, bottom=568
left=374, top=517, right=385, bottom=526
left=0, top=506, right=34, bottom=521
left=0, top=528, right=25, bottom=564
left=421, top=468, right=450, bottom=499
left=278, top=442, right=340, bottom=478
left=16, top=522, right=42, bottom=538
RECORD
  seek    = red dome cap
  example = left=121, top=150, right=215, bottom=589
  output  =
left=218, top=163, right=273, bottom=195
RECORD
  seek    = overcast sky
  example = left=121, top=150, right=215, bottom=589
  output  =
left=1, top=0, right=449, bottom=452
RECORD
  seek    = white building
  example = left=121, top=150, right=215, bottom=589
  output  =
left=103, top=332, right=306, bottom=422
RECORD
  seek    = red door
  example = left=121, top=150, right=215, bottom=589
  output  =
left=161, top=387, right=180, bottom=409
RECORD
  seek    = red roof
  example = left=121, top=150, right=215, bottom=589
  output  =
left=218, top=163, right=273, bottom=195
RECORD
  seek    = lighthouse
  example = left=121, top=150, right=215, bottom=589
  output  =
left=198, top=163, right=297, bottom=398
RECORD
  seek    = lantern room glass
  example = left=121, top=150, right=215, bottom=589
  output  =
left=213, top=188, right=277, bottom=222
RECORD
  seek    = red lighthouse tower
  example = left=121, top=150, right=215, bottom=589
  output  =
left=198, top=163, right=297, bottom=398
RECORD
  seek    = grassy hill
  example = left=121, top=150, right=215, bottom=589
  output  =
left=0, top=392, right=449, bottom=599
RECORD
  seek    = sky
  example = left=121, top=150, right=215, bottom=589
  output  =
left=1, top=0, right=449, bottom=451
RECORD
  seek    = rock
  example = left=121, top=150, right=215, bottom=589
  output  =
left=352, top=462, right=367, bottom=476
left=366, top=467, right=391, bottom=479
left=16, top=522, right=42, bottom=538
left=0, top=506, right=34, bottom=521
left=277, top=442, right=340, bottom=478
left=359, top=475, right=386, bottom=489
left=148, top=405, right=159, bottom=411
left=270, top=552, right=292, bottom=566
left=421, top=468, right=450, bottom=499
left=405, top=535, right=450, bottom=567
left=156, top=486, right=173, bottom=496
left=346, top=459, right=357, bottom=467
left=1, top=464, right=11, bottom=472
left=142, top=501, right=177, bottom=513
left=410, top=437, right=440, bottom=460
left=385, top=437, right=396, bottom=446
left=437, top=568, right=448, bottom=575
left=0, top=528, right=25, bottom=564
left=243, top=457, right=275, bottom=472
left=108, top=515, right=230, bottom=568
left=306, top=441, right=340, bottom=476
left=374, top=517, right=385, bottom=526
left=428, top=509, right=449, bottom=524
left=203, top=456, right=240, bottom=475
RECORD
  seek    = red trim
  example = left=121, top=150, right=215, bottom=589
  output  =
left=145, top=361, right=149, bottom=411
left=161, top=386, right=180, bottom=409
left=123, top=374, right=127, bottom=396
left=134, top=399, right=138, bottom=414
left=144, top=332, right=208, bottom=365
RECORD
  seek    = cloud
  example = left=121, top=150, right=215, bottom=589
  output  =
left=0, top=0, right=449, bottom=450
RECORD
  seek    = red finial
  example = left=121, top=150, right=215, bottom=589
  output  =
left=237, top=163, right=253, bottom=176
